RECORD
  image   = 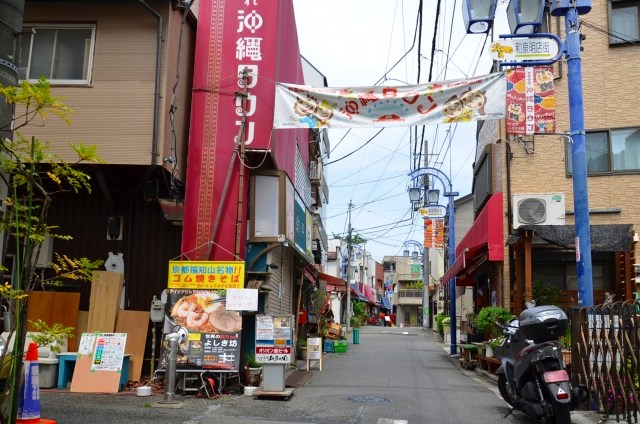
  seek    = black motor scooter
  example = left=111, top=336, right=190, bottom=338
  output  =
left=495, top=303, right=588, bottom=424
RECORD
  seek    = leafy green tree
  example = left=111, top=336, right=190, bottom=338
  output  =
left=0, top=78, right=103, bottom=423
left=331, top=233, right=367, bottom=246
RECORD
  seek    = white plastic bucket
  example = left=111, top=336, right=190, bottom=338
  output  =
left=136, top=386, right=152, bottom=397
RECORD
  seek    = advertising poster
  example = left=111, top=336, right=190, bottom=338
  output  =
left=162, top=261, right=245, bottom=371
left=424, top=218, right=445, bottom=249
left=506, top=66, right=556, bottom=135
left=255, top=315, right=294, bottom=364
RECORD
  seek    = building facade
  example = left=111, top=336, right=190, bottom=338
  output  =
left=444, top=0, right=640, bottom=323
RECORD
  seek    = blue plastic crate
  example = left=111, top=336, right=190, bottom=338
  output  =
left=323, top=339, right=334, bottom=352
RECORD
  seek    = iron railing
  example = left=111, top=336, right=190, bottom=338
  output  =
left=571, top=299, right=640, bottom=423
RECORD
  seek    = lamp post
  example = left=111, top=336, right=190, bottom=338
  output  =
left=462, top=0, right=594, bottom=307
left=408, top=167, right=458, bottom=355
left=401, top=240, right=425, bottom=327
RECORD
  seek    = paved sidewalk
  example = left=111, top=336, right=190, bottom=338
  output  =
left=437, top=333, right=613, bottom=424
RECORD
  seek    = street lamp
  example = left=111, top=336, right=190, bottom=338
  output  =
left=506, top=0, right=545, bottom=34
left=462, top=0, right=594, bottom=307
left=408, top=167, right=458, bottom=354
left=462, top=0, right=498, bottom=34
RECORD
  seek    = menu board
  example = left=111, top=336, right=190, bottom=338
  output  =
left=91, top=333, right=127, bottom=372
left=255, top=315, right=294, bottom=364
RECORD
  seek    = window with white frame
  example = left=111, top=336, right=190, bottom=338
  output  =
left=608, top=0, right=640, bottom=44
left=566, top=127, right=640, bottom=174
left=17, top=24, right=96, bottom=85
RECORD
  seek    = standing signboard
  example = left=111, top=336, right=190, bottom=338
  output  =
left=254, top=314, right=295, bottom=394
left=70, top=333, right=128, bottom=393
left=306, top=337, right=322, bottom=371
left=161, top=261, right=245, bottom=371
left=255, top=315, right=294, bottom=363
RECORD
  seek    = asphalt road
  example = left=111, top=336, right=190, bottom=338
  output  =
left=39, top=326, right=604, bottom=424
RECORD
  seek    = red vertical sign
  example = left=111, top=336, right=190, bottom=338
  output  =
left=182, top=1, right=280, bottom=260
left=506, top=66, right=556, bottom=135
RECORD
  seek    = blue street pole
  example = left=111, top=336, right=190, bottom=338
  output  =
left=409, top=167, right=458, bottom=355
left=446, top=192, right=456, bottom=355
left=493, top=2, right=594, bottom=307
left=564, top=6, right=594, bottom=307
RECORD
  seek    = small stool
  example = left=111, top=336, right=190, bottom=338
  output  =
left=57, top=352, right=131, bottom=390
left=57, top=352, right=78, bottom=389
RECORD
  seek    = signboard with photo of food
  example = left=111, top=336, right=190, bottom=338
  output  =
left=161, top=261, right=245, bottom=371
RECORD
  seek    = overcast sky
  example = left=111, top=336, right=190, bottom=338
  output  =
left=292, top=0, right=510, bottom=262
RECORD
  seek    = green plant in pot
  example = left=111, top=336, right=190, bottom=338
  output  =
left=435, top=313, right=448, bottom=334
left=475, top=306, right=514, bottom=340
left=246, top=354, right=262, bottom=369
left=245, top=353, right=262, bottom=387
left=350, top=315, right=361, bottom=329
left=487, top=337, right=504, bottom=349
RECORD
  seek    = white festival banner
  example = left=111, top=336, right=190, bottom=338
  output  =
left=273, top=72, right=506, bottom=129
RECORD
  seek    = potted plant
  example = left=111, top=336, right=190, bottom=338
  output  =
left=298, top=337, right=308, bottom=360
left=486, top=337, right=504, bottom=358
left=476, top=306, right=514, bottom=340
left=441, top=317, right=451, bottom=334
left=245, top=354, right=262, bottom=387
left=435, top=313, right=447, bottom=336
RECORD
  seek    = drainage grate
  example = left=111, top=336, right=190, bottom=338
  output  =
left=345, top=396, right=391, bottom=404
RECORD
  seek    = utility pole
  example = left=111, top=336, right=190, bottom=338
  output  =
left=345, top=202, right=352, bottom=334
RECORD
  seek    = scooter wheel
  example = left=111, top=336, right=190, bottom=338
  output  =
left=498, top=374, right=517, bottom=407
left=545, top=402, right=571, bottom=424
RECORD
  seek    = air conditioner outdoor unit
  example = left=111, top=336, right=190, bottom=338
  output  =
left=512, top=193, right=566, bottom=229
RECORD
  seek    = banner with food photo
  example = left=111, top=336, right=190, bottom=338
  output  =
left=161, top=261, right=245, bottom=371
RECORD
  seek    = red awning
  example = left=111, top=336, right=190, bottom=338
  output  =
left=304, top=267, right=317, bottom=283
left=360, top=283, right=378, bottom=304
left=318, top=272, right=346, bottom=287
left=440, top=193, right=504, bottom=287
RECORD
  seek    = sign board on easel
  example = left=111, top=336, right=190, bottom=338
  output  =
left=306, top=337, right=322, bottom=371
left=70, top=333, right=127, bottom=393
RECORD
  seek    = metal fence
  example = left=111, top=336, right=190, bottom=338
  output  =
left=571, top=299, right=640, bottom=423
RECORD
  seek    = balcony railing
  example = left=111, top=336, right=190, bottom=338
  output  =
left=396, top=289, right=423, bottom=305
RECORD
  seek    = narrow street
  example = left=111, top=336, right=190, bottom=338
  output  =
left=40, top=326, right=538, bottom=424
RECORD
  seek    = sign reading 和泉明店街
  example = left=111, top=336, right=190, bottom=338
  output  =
left=490, top=38, right=560, bottom=62
left=161, top=261, right=246, bottom=372
left=273, top=72, right=506, bottom=129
